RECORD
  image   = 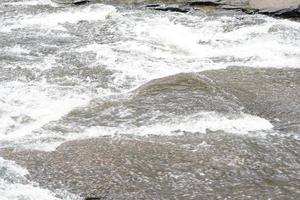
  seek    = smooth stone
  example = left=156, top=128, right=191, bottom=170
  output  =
left=51, top=0, right=90, bottom=4
left=73, top=0, right=90, bottom=5
left=249, top=0, right=299, bottom=11
left=146, top=4, right=191, bottom=13
left=188, top=0, right=221, bottom=6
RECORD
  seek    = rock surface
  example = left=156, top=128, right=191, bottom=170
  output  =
left=1, top=133, right=300, bottom=199
left=202, top=67, right=300, bottom=131
left=48, top=67, right=300, bottom=133
left=249, top=0, right=299, bottom=11
left=51, top=0, right=300, bottom=19
left=1, top=67, right=300, bottom=199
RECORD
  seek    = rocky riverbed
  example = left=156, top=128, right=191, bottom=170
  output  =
left=0, top=0, right=300, bottom=200
left=61, top=0, right=300, bottom=19
left=1, top=67, right=300, bottom=199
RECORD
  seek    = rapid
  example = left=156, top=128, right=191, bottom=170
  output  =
left=0, top=0, right=299, bottom=199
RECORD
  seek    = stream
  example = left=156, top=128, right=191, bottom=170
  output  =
left=0, top=0, right=300, bottom=199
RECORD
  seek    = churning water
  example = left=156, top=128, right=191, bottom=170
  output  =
left=0, top=0, right=300, bottom=199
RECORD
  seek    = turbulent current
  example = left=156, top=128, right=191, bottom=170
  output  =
left=0, top=0, right=300, bottom=199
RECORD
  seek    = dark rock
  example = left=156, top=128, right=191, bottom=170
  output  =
left=51, top=0, right=90, bottom=5
left=73, top=0, right=90, bottom=5
left=188, top=0, right=221, bottom=6
left=145, top=4, right=161, bottom=8
left=259, top=6, right=300, bottom=19
left=229, top=0, right=300, bottom=19
left=187, top=0, right=300, bottom=19
left=146, top=4, right=191, bottom=13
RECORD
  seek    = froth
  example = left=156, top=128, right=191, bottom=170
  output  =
left=82, top=112, right=273, bottom=136
left=38, top=111, right=273, bottom=150
left=0, top=81, right=90, bottom=141
left=0, top=157, right=80, bottom=200
left=1, top=4, right=116, bottom=31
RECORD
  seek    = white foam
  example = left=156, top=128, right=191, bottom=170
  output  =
left=1, top=45, right=31, bottom=55
left=81, top=112, right=273, bottom=136
left=0, top=81, right=90, bottom=141
left=0, top=181, right=81, bottom=200
left=2, top=4, right=116, bottom=31
left=25, top=111, right=272, bottom=151
left=76, top=13, right=300, bottom=92
left=133, top=15, right=300, bottom=68
left=3, top=0, right=56, bottom=6
left=0, top=157, right=29, bottom=178
left=0, top=157, right=81, bottom=200
left=1, top=4, right=297, bottom=148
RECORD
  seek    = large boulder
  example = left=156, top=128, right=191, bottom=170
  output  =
left=1, top=133, right=300, bottom=200
left=51, top=0, right=300, bottom=19
left=203, top=0, right=300, bottom=19
left=249, top=0, right=299, bottom=11
left=54, top=67, right=300, bottom=133
left=0, top=67, right=300, bottom=199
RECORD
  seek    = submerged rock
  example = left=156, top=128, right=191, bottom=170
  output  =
left=73, top=0, right=90, bottom=5
left=0, top=67, right=299, bottom=199
left=52, top=0, right=90, bottom=5
left=50, top=67, right=300, bottom=133
left=188, top=0, right=222, bottom=6
left=145, top=4, right=191, bottom=13
left=202, top=67, right=300, bottom=131
left=1, top=132, right=299, bottom=199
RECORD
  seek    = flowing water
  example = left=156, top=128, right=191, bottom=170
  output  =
left=0, top=0, right=300, bottom=199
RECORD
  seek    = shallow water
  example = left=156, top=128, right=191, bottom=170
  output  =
left=0, top=0, right=300, bottom=199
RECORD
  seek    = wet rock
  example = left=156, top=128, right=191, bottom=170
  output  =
left=73, top=0, right=90, bottom=5
left=248, top=0, right=299, bottom=11
left=52, top=0, right=300, bottom=19
left=43, top=67, right=300, bottom=134
left=50, top=72, right=242, bottom=132
left=4, top=67, right=298, bottom=198
left=258, top=6, right=300, bottom=19
left=93, top=0, right=188, bottom=6
left=188, top=0, right=221, bottom=6
left=1, top=133, right=299, bottom=199
left=146, top=4, right=190, bottom=13
left=188, top=0, right=300, bottom=19
left=135, top=67, right=300, bottom=132
left=52, top=0, right=90, bottom=4
left=0, top=138, right=207, bottom=199
left=201, top=67, right=300, bottom=131
left=226, top=0, right=300, bottom=19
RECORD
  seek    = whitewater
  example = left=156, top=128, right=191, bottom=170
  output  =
left=0, top=0, right=299, bottom=199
